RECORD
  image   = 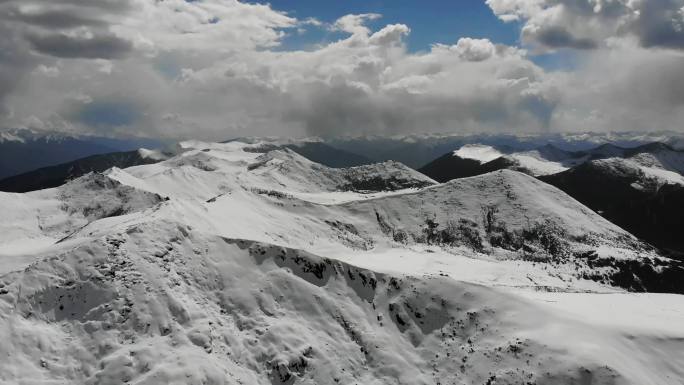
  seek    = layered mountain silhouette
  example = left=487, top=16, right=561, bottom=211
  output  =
left=0, top=149, right=168, bottom=193
left=0, top=128, right=162, bottom=179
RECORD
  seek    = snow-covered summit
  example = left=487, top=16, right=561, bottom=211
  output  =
left=453, top=144, right=503, bottom=163
left=451, top=143, right=586, bottom=176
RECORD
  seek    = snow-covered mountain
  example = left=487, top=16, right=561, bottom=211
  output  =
left=541, top=158, right=684, bottom=256
left=420, top=142, right=684, bottom=255
left=1, top=140, right=683, bottom=384
left=445, top=143, right=588, bottom=176
left=419, top=143, right=585, bottom=179
left=422, top=142, right=684, bottom=181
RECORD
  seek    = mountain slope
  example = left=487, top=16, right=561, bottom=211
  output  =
left=3, top=221, right=682, bottom=384
left=0, top=173, right=164, bottom=259
left=0, top=149, right=168, bottom=193
left=420, top=141, right=684, bottom=255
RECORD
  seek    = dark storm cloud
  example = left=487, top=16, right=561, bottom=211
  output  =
left=635, top=0, right=684, bottom=49
left=0, top=32, right=34, bottom=118
left=0, top=0, right=139, bottom=119
left=489, top=0, right=684, bottom=51
left=532, top=26, right=598, bottom=50
left=288, top=79, right=556, bottom=138
left=8, top=8, right=107, bottom=29
left=26, top=32, right=133, bottom=59
left=0, top=0, right=136, bottom=58
left=76, top=100, right=142, bottom=127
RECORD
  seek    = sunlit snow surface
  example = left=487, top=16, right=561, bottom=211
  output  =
left=0, top=140, right=683, bottom=385
left=454, top=144, right=503, bottom=163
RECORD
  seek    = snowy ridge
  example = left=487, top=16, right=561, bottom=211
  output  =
left=447, top=142, right=684, bottom=181
left=1, top=140, right=683, bottom=384
left=589, top=157, right=684, bottom=188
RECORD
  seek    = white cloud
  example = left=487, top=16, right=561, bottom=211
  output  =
left=452, top=38, right=498, bottom=61
left=332, top=13, right=381, bottom=35
left=487, top=0, right=684, bottom=51
left=1, top=0, right=683, bottom=140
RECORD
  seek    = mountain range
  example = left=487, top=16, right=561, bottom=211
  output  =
left=0, top=128, right=163, bottom=179
left=1, top=139, right=683, bottom=384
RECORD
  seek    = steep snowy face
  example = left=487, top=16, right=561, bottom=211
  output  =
left=1, top=139, right=684, bottom=385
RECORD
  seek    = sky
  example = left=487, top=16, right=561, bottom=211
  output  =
left=1, top=0, right=684, bottom=140
left=254, top=1, right=522, bottom=51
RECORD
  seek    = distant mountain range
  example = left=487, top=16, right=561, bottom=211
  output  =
left=0, top=139, right=378, bottom=194
left=325, top=131, right=684, bottom=168
left=3, top=130, right=683, bottom=258
left=0, top=128, right=163, bottom=179
left=0, top=149, right=169, bottom=193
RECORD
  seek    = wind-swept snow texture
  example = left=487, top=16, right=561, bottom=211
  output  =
left=1, top=140, right=683, bottom=385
